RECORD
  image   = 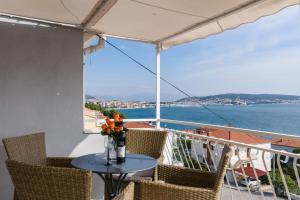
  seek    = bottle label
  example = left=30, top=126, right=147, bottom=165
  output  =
left=118, top=146, right=125, bottom=158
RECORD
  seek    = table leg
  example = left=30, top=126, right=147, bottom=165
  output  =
left=98, top=173, right=128, bottom=200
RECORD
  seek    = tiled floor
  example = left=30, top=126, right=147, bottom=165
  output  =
left=221, top=187, right=283, bottom=200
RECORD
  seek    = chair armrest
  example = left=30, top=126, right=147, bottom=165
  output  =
left=140, top=180, right=215, bottom=200
left=112, top=182, right=135, bottom=200
left=46, top=157, right=73, bottom=168
left=157, top=164, right=216, bottom=188
left=6, top=160, right=92, bottom=200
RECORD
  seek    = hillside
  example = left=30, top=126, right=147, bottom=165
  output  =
left=85, top=94, right=97, bottom=100
left=176, top=93, right=300, bottom=105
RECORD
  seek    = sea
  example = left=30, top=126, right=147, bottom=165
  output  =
left=119, top=104, right=300, bottom=136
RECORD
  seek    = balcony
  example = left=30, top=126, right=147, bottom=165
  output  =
left=1, top=1, right=300, bottom=200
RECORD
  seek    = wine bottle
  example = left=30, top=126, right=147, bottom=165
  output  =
left=117, top=131, right=126, bottom=164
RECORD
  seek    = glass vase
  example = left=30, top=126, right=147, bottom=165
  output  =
left=104, top=136, right=116, bottom=165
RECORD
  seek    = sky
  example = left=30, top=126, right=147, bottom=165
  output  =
left=84, top=5, right=300, bottom=102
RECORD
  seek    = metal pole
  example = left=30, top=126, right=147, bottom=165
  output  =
left=156, top=44, right=161, bottom=129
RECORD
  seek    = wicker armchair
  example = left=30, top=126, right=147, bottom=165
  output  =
left=113, top=145, right=232, bottom=200
left=2, top=132, right=73, bottom=167
left=126, top=129, right=168, bottom=163
left=2, top=132, right=76, bottom=199
left=141, top=144, right=233, bottom=200
left=6, top=159, right=92, bottom=200
left=112, top=182, right=135, bottom=200
left=124, top=129, right=168, bottom=180
left=106, top=129, right=168, bottom=200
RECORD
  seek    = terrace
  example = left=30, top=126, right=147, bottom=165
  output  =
left=1, top=1, right=300, bottom=200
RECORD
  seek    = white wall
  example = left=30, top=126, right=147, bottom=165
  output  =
left=0, top=22, right=105, bottom=199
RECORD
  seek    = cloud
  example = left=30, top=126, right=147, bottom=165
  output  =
left=176, top=45, right=300, bottom=96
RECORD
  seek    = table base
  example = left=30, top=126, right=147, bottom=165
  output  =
left=98, top=173, right=128, bottom=200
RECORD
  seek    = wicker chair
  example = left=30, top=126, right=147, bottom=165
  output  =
left=106, top=129, right=168, bottom=200
left=5, top=159, right=92, bottom=200
left=2, top=133, right=91, bottom=200
left=112, top=182, right=135, bottom=200
left=113, top=145, right=232, bottom=200
left=126, top=129, right=168, bottom=164
left=121, top=129, right=168, bottom=183
left=2, top=132, right=73, bottom=167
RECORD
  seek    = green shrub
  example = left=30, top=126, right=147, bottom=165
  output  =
left=270, top=169, right=299, bottom=196
left=85, top=103, right=125, bottom=118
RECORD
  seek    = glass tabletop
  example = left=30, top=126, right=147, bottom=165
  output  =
left=71, top=153, right=157, bottom=174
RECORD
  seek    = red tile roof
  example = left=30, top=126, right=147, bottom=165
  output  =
left=197, top=127, right=270, bottom=145
left=271, top=138, right=300, bottom=149
left=124, top=122, right=154, bottom=129
left=235, top=166, right=266, bottom=178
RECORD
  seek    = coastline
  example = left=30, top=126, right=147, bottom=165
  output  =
left=115, top=103, right=300, bottom=110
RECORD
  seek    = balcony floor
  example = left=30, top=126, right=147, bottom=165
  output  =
left=221, top=187, right=283, bottom=200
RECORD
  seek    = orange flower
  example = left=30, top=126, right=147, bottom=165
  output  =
left=108, top=121, right=115, bottom=129
left=106, top=128, right=111, bottom=134
left=113, top=113, right=120, bottom=122
left=114, top=126, right=121, bottom=133
left=101, top=124, right=108, bottom=130
left=105, top=117, right=111, bottom=124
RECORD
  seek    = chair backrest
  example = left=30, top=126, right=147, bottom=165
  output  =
left=214, top=145, right=232, bottom=192
left=112, top=182, right=135, bottom=200
left=126, top=129, right=168, bottom=163
left=6, top=160, right=92, bottom=200
left=2, top=132, right=47, bottom=165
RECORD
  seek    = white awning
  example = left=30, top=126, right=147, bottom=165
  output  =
left=0, top=0, right=298, bottom=48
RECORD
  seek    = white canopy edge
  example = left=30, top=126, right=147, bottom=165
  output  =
left=0, top=0, right=298, bottom=49
left=160, top=0, right=300, bottom=49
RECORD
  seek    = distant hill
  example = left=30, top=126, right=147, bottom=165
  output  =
left=176, top=93, right=300, bottom=104
left=85, top=94, right=97, bottom=100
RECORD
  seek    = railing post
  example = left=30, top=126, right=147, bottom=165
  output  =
left=156, top=44, right=161, bottom=129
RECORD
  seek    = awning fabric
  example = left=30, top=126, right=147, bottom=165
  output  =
left=0, top=0, right=298, bottom=49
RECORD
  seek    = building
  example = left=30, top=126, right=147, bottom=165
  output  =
left=124, top=122, right=154, bottom=129
left=271, top=138, right=300, bottom=152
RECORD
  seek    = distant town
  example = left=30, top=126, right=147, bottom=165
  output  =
left=86, top=93, right=300, bottom=109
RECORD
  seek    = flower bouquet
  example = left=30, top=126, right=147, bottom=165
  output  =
left=101, top=113, right=128, bottom=138
left=101, top=113, right=128, bottom=165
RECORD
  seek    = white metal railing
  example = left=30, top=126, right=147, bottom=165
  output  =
left=83, top=118, right=156, bottom=134
left=161, top=126, right=300, bottom=200
left=160, top=118, right=300, bottom=141
left=93, top=118, right=156, bottom=123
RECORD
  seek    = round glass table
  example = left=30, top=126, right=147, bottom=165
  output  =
left=71, top=153, right=157, bottom=199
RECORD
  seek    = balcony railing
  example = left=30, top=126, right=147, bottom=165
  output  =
left=89, top=118, right=300, bottom=200
left=160, top=119, right=300, bottom=200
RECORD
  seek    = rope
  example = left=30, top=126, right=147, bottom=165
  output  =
left=96, top=34, right=233, bottom=126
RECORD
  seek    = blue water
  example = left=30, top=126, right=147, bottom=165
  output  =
left=119, top=104, right=300, bottom=135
